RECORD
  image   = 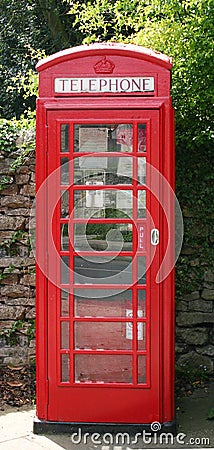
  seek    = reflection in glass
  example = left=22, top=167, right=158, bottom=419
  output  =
left=138, top=256, right=146, bottom=284
left=74, top=223, right=132, bottom=252
left=138, top=124, right=146, bottom=152
left=74, top=190, right=132, bottom=219
left=74, top=124, right=133, bottom=153
left=75, top=354, right=132, bottom=383
left=74, top=156, right=133, bottom=185
left=75, top=322, right=132, bottom=350
left=61, top=321, right=69, bottom=349
left=125, top=312, right=145, bottom=345
left=138, top=157, right=146, bottom=185
left=61, top=256, right=69, bottom=284
left=61, top=124, right=69, bottom=153
left=61, top=190, right=69, bottom=218
left=74, top=289, right=132, bottom=317
left=138, top=356, right=146, bottom=383
left=61, top=223, right=69, bottom=250
left=74, top=256, right=132, bottom=285
left=61, top=290, right=69, bottom=316
left=60, top=158, right=69, bottom=185
left=138, top=190, right=146, bottom=218
left=61, top=354, right=70, bottom=382
left=137, top=323, right=146, bottom=350
left=138, top=290, right=146, bottom=317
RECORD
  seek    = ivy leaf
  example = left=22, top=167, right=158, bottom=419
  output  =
left=207, top=408, right=214, bottom=420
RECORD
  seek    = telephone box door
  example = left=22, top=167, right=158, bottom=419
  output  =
left=46, top=107, right=161, bottom=423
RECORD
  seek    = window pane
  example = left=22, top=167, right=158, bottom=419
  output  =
left=138, top=256, right=146, bottom=284
left=138, top=290, right=146, bottom=317
left=138, top=356, right=146, bottom=384
left=61, top=256, right=69, bottom=284
left=74, top=190, right=132, bottom=219
left=74, top=289, right=132, bottom=317
left=61, top=124, right=69, bottom=153
left=74, top=223, right=132, bottom=252
left=61, top=321, right=69, bottom=349
left=74, top=124, right=133, bottom=153
left=74, top=256, right=132, bottom=285
left=75, top=354, right=132, bottom=383
left=138, top=190, right=146, bottom=218
left=138, top=124, right=146, bottom=152
left=74, top=156, right=133, bottom=185
left=61, top=190, right=69, bottom=218
left=61, top=223, right=69, bottom=251
left=61, top=290, right=69, bottom=316
left=75, top=322, right=132, bottom=350
left=61, top=354, right=70, bottom=382
left=138, top=157, right=146, bottom=185
left=60, top=158, right=69, bottom=185
left=137, top=322, right=146, bottom=350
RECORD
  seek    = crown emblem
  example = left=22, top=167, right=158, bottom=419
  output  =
left=94, top=56, right=115, bottom=74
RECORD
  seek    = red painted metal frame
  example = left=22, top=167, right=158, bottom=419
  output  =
left=44, top=108, right=160, bottom=422
left=36, top=43, right=175, bottom=425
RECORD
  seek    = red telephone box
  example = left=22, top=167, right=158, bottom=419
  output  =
left=34, top=43, right=175, bottom=434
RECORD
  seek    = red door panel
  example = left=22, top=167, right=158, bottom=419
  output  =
left=46, top=108, right=161, bottom=423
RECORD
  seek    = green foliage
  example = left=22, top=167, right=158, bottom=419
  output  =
left=0, top=115, right=35, bottom=192
left=67, top=0, right=143, bottom=42
left=65, top=0, right=214, bottom=299
left=176, top=363, right=209, bottom=385
left=0, top=0, right=213, bottom=302
left=0, top=0, right=79, bottom=118
left=86, top=223, right=132, bottom=242
left=0, top=231, right=31, bottom=257
left=0, top=120, right=19, bottom=153
left=26, top=319, right=36, bottom=344
left=134, top=0, right=214, bottom=149
left=207, top=408, right=214, bottom=420
left=0, top=319, right=35, bottom=346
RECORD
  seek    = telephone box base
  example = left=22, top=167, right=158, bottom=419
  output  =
left=33, top=417, right=176, bottom=436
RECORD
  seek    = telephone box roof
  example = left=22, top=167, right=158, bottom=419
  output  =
left=36, top=42, right=172, bottom=72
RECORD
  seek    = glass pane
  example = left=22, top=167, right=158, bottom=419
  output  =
left=138, top=157, right=146, bottom=185
left=61, top=321, right=69, bottom=349
left=74, top=190, right=132, bottom=219
left=61, top=256, right=69, bottom=284
left=75, top=354, right=132, bottom=383
left=61, top=124, right=69, bottom=153
left=138, top=290, right=146, bottom=317
left=74, top=124, right=133, bottom=153
left=74, top=223, right=132, bottom=252
left=138, top=190, right=146, bottom=218
left=61, top=223, right=69, bottom=250
left=61, top=290, right=69, bottom=316
left=60, top=158, right=69, bottom=185
left=137, top=322, right=146, bottom=350
left=61, top=190, right=69, bottom=218
left=138, top=256, right=146, bottom=284
left=74, top=156, right=133, bottom=185
left=75, top=322, right=132, bottom=350
left=74, top=289, right=132, bottom=317
left=138, top=124, right=146, bottom=152
left=138, top=356, right=146, bottom=384
left=61, top=354, right=70, bottom=382
left=74, top=256, right=132, bottom=285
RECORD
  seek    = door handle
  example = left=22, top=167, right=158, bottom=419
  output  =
left=151, top=228, right=159, bottom=245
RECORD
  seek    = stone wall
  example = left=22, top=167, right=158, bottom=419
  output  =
left=0, top=130, right=36, bottom=365
left=0, top=130, right=213, bottom=374
left=176, top=270, right=214, bottom=375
